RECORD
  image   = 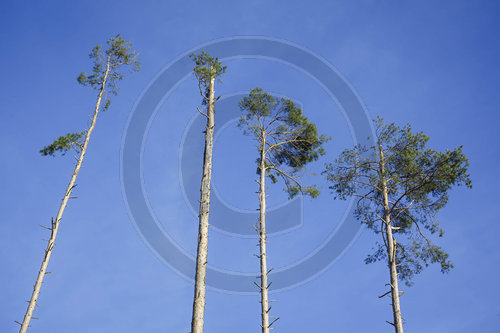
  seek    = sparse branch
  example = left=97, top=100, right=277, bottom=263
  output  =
left=353, top=192, right=384, bottom=207
left=350, top=178, right=383, bottom=192
left=263, top=114, right=281, bottom=133
left=390, top=200, right=414, bottom=223
left=388, top=170, right=439, bottom=218
left=197, top=106, right=208, bottom=118
left=198, top=81, right=209, bottom=100
left=399, top=209, right=432, bottom=246
left=265, top=137, right=313, bottom=156
left=267, top=165, right=302, bottom=189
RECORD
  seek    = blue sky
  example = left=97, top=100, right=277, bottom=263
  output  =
left=2, top=1, right=500, bottom=332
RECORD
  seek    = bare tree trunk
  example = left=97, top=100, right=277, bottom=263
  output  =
left=379, top=145, right=404, bottom=333
left=258, top=137, right=270, bottom=333
left=19, top=59, right=110, bottom=333
left=191, top=73, right=215, bottom=333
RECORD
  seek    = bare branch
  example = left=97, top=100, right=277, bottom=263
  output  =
left=197, top=106, right=208, bottom=118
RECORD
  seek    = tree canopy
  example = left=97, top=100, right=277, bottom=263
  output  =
left=77, top=34, right=140, bottom=110
left=189, top=51, right=226, bottom=106
left=41, top=35, right=140, bottom=157
left=324, top=117, right=471, bottom=284
left=239, top=87, right=329, bottom=198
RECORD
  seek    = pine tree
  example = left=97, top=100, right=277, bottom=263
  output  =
left=18, top=35, right=139, bottom=333
left=324, top=117, right=471, bottom=332
left=238, top=88, right=328, bottom=333
left=189, top=51, right=226, bottom=333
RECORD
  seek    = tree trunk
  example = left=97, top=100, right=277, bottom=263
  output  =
left=379, top=145, right=404, bottom=333
left=19, top=59, right=110, bottom=333
left=258, top=136, right=270, bottom=333
left=191, top=72, right=216, bottom=333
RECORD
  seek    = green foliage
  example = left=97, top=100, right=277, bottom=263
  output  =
left=324, top=117, right=471, bottom=285
left=77, top=34, right=140, bottom=111
left=239, top=88, right=329, bottom=198
left=190, top=51, right=227, bottom=86
left=189, top=51, right=227, bottom=106
left=238, top=88, right=276, bottom=118
left=40, top=132, right=86, bottom=156
left=42, top=35, right=140, bottom=158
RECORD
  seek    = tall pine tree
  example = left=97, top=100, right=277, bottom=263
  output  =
left=18, top=35, right=139, bottom=333
left=189, top=51, right=226, bottom=333
left=238, top=88, right=328, bottom=333
left=324, top=117, right=471, bottom=332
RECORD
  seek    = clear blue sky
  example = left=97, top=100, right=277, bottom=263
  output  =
left=2, top=1, right=500, bottom=332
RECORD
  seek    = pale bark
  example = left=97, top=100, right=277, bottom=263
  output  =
left=19, top=56, right=111, bottom=333
left=191, top=72, right=215, bottom=333
left=379, top=145, right=404, bottom=333
left=258, top=136, right=270, bottom=333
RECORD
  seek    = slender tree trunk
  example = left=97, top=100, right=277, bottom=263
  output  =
left=379, top=145, right=404, bottom=333
left=19, top=59, right=110, bottom=333
left=258, top=136, right=270, bottom=333
left=191, top=72, right=215, bottom=333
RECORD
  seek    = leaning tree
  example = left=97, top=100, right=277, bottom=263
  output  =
left=18, top=35, right=139, bottom=333
left=238, top=88, right=328, bottom=333
left=324, top=117, right=471, bottom=332
left=189, top=51, right=226, bottom=333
